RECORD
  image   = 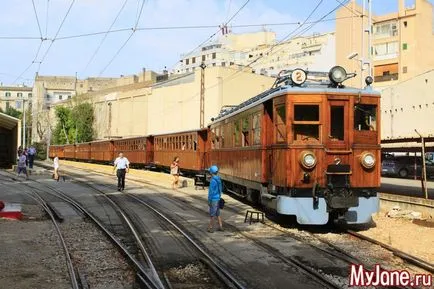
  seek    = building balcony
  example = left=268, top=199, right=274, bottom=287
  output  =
left=374, top=73, right=399, bottom=82
left=374, top=53, right=398, bottom=61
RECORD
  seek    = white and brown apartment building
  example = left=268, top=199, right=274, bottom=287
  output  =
left=336, top=0, right=434, bottom=89
left=0, top=85, right=33, bottom=112
left=173, top=30, right=336, bottom=77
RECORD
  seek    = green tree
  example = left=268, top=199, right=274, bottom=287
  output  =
left=53, top=106, right=73, bottom=144
left=71, top=103, right=94, bottom=143
left=0, top=106, right=22, bottom=119
left=52, top=103, right=94, bottom=144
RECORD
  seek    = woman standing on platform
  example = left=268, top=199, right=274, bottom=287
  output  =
left=53, top=154, right=60, bottom=181
left=170, top=156, right=180, bottom=190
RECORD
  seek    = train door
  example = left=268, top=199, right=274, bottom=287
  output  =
left=263, top=100, right=273, bottom=184
left=326, top=98, right=350, bottom=162
left=198, top=130, right=209, bottom=170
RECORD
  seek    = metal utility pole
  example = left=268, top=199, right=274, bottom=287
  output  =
left=108, top=102, right=112, bottom=139
left=368, top=0, right=373, bottom=77
left=415, top=129, right=428, bottom=199
left=22, top=99, right=26, bottom=147
left=46, top=110, right=51, bottom=161
left=199, top=63, right=206, bottom=128
left=361, top=0, right=365, bottom=88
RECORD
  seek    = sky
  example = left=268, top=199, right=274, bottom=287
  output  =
left=0, top=0, right=431, bottom=85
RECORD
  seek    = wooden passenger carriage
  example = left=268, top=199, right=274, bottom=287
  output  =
left=153, top=129, right=209, bottom=175
left=75, top=142, right=91, bottom=161
left=48, top=145, right=65, bottom=159
left=63, top=144, right=76, bottom=160
left=113, top=137, right=152, bottom=166
left=90, top=140, right=114, bottom=162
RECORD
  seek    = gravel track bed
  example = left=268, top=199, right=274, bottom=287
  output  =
left=63, top=168, right=331, bottom=289
left=78, top=180, right=229, bottom=288
left=59, top=221, right=135, bottom=289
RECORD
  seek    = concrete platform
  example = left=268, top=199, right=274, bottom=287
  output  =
left=380, top=177, right=434, bottom=199
left=48, top=201, right=83, bottom=223
left=36, top=160, right=195, bottom=188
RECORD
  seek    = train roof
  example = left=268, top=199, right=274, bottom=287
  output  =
left=211, top=83, right=380, bottom=124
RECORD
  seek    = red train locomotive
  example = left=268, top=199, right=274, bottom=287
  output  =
left=49, top=66, right=380, bottom=225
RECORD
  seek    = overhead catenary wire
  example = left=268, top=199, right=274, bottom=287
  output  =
left=38, top=0, right=76, bottom=66
left=82, top=0, right=130, bottom=74
left=31, top=0, right=44, bottom=39
left=168, top=0, right=251, bottom=71
left=0, top=16, right=358, bottom=42
left=167, top=0, right=348, bottom=111
left=45, top=0, right=50, bottom=37
left=13, top=41, right=44, bottom=84
left=98, top=0, right=146, bottom=76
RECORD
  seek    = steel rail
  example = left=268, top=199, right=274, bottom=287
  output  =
left=126, top=192, right=246, bottom=289
left=347, top=230, right=434, bottom=274
left=94, top=191, right=165, bottom=289
left=22, top=181, right=162, bottom=289
left=23, top=190, right=79, bottom=289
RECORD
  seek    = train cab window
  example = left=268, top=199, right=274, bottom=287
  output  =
left=242, top=117, right=250, bottom=147
left=275, top=105, right=286, bottom=142
left=354, top=104, right=377, bottom=131
left=252, top=113, right=261, bottom=145
left=293, top=105, right=320, bottom=142
left=330, top=106, right=344, bottom=141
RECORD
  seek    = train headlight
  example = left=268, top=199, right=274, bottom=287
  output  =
left=360, top=152, right=376, bottom=169
left=300, top=151, right=317, bottom=169
left=329, top=66, right=347, bottom=85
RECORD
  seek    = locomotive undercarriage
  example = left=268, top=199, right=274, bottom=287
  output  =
left=219, top=163, right=379, bottom=225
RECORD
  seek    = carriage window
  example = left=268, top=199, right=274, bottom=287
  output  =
left=330, top=106, right=344, bottom=141
left=252, top=113, right=261, bottom=145
left=221, top=124, right=226, bottom=148
left=215, top=127, right=220, bottom=149
left=234, top=120, right=241, bottom=146
left=181, top=136, right=185, bottom=150
left=275, top=104, right=286, bottom=142
left=242, top=117, right=250, bottom=147
left=188, top=135, right=192, bottom=150
left=354, top=104, right=377, bottom=131
left=293, top=105, right=320, bottom=142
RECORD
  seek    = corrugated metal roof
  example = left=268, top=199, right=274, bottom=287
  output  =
left=0, top=112, right=19, bottom=130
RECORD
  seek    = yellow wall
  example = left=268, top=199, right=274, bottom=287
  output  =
left=146, top=66, right=275, bottom=135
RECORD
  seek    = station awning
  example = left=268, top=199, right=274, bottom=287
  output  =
left=0, top=113, right=19, bottom=130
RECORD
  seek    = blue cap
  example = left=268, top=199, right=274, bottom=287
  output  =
left=209, top=165, right=219, bottom=174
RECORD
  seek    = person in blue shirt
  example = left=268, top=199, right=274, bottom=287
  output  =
left=208, top=165, right=223, bottom=233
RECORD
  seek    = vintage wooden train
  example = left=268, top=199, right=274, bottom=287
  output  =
left=49, top=66, right=380, bottom=225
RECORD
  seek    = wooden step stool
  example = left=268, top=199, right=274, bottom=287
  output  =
left=244, top=210, right=264, bottom=224
left=194, top=174, right=206, bottom=190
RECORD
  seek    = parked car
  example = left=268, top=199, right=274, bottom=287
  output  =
left=381, top=156, right=434, bottom=178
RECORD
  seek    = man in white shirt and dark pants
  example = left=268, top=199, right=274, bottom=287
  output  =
left=113, top=152, right=130, bottom=191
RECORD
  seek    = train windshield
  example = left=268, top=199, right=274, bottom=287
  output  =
left=354, top=104, right=377, bottom=131
left=293, top=105, right=320, bottom=142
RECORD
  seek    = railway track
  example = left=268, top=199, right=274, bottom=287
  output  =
left=60, top=169, right=346, bottom=289
left=346, top=230, right=434, bottom=274
left=18, top=180, right=164, bottom=289
left=22, top=188, right=80, bottom=289
left=26, top=164, right=432, bottom=288
left=71, top=177, right=246, bottom=289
